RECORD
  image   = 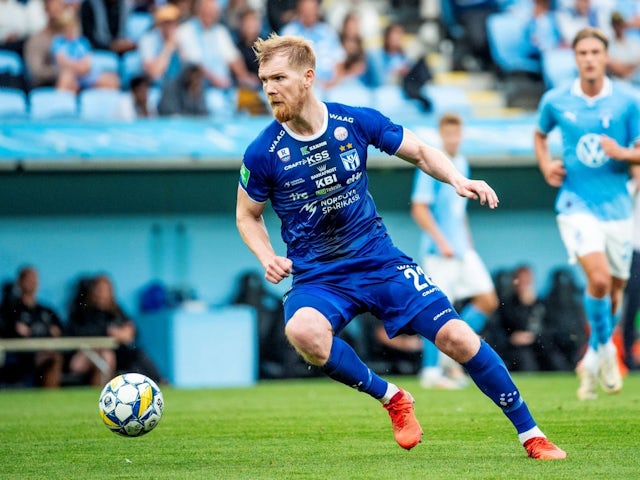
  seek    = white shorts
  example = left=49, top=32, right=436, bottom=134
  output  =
left=421, top=250, right=495, bottom=303
left=556, top=212, right=633, bottom=280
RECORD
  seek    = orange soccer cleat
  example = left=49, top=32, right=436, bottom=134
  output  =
left=524, top=437, right=567, bottom=460
left=383, top=389, right=423, bottom=450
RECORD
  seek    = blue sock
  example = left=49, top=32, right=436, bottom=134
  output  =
left=321, top=336, right=388, bottom=399
left=422, top=337, right=440, bottom=369
left=460, top=303, right=489, bottom=334
left=584, top=292, right=612, bottom=349
left=463, top=340, right=536, bottom=434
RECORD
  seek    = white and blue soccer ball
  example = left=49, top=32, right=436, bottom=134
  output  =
left=98, top=373, right=164, bottom=437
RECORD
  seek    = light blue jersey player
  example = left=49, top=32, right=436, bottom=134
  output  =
left=237, top=33, right=565, bottom=459
left=411, top=113, right=498, bottom=389
left=534, top=27, right=640, bottom=401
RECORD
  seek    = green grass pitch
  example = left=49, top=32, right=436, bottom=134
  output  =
left=1, top=373, right=639, bottom=479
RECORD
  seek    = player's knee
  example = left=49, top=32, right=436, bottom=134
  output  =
left=588, top=273, right=611, bottom=297
left=435, top=320, right=480, bottom=363
left=285, top=311, right=332, bottom=365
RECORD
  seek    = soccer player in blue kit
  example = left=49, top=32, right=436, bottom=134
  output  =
left=237, top=34, right=566, bottom=459
left=534, top=27, right=640, bottom=401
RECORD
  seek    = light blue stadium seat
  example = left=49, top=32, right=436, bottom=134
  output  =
left=92, top=50, right=120, bottom=74
left=486, top=12, right=541, bottom=75
left=120, top=50, right=143, bottom=89
left=205, top=87, right=237, bottom=119
left=371, top=84, right=422, bottom=118
left=0, top=87, right=27, bottom=117
left=424, top=84, right=473, bottom=116
left=324, top=81, right=374, bottom=108
left=541, top=48, right=577, bottom=89
left=79, top=88, right=124, bottom=120
left=126, top=12, right=154, bottom=42
left=0, top=49, right=23, bottom=75
left=29, top=87, right=78, bottom=119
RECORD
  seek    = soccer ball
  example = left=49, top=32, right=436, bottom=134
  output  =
left=98, top=373, right=164, bottom=437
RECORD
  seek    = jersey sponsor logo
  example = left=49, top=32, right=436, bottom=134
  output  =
left=433, top=307, right=452, bottom=321
left=290, top=192, right=309, bottom=201
left=576, top=133, right=608, bottom=167
left=300, top=141, right=327, bottom=155
left=300, top=201, right=318, bottom=218
left=240, top=163, right=250, bottom=187
left=340, top=149, right=360, bottom=171
left=314, top=173, right=338, bottom=189
left=305, top=150, right=330, bottom=166
left=277, top=147, right=291, bottom=162
left=284, top=159, right=307, bottom=170
left=334, top=126, right=348, bottom=141
left=319, top=188, right=360, bottom=213
left=315, top=184, right=342, bottom=196
left=269, top=129, right=286, bottom=152
left=284, top=178, right=305, bottom=188
left=310, top=166, right=336, bottom=180
left=346, top=171, right=362, bottom=184
left=329, top=113, right=354, bottom=123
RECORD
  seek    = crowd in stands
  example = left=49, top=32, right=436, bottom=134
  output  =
left=1, top=0, right=639, bottom=121
left=0, top=266, right=163, bottom=388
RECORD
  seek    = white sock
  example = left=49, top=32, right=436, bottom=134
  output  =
left=380, top=383, right=401, bottom=404
left=518, top=426, right=545, bottom=444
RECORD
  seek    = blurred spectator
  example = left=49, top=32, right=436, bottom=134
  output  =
left=325, top=0, right=382, bottom=49
left=621, top=172, right=640, bottom=369
left=139, top=3, right=183, bottom=87
left=67, top=274, right=163, bottom=386
left=556, top=0, right=612, bottom=47
left=326, top=11, right=370, bottom=88
left=0, top=0, right=46, bottom=56
left=116, top=73, right=157, bottom=120
left=368, top=23, right=413, bottom=87
left=497, top=264, right=546, bottom=371
left=234, top=8, right=268, bottom=114
left=169, top=0, right=195, bottom=24
left=157, top=62, right=209, bottom=116
left=280, top=0, right=345, bottom=87
left=524, top=0, right=562, bottom=59
left=542, top=266, right=588, bottom=371
left=607, top=11, right=640, bottom=86
left=79, top=0, right=136, bottom=55
left=223, top=0, right=265, bottom=33
left=265, top=0, right=296, bottom=34
left=0, top=266, right=64, bottom=388
left=50, top=9, right=120, bottom=92
left=24, top=0, right=67, bottom=88
left=177, top=0, right=258, bottom=89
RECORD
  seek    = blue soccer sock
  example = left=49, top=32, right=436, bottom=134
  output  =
left=584, top=292, right=612, bottom=349
left=321, top=336, right=388, bottom=400
left=463, top=340, right=537, bottom=434
left=460, top=303, right=489, bottom=334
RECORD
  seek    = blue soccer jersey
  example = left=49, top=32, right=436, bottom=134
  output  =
left=240, top=103, right=404, bottom=275
left=411, top=153, right=471, bottom=258
left=537, top=78, right=640, bottom=220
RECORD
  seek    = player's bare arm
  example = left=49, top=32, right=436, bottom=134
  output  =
left=410, top=202, right=455, bottom=257
left=534, top=129, right=566, bottom=187
left=601, top=136, right=640, bottom=163
left=397, top=128, right=499, bottom=209
left=236, top=186, right=293, bottom=284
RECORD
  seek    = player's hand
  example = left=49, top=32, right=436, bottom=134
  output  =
left=264, top=255, right=293, bottom=284
left=437, top=239, right=455, bottom=258
left=456, top=179, right=499, bottom=209
left=601, top=135, right=626, bottom=161
left=541, top=160, right=566, bottom=187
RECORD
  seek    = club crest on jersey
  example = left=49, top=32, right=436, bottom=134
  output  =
left=340, top=149, right=360, bottom=171
left=277, top=147, right=291, bottom=162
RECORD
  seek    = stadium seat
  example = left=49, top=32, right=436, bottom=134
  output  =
left=29, top=87, right=78, bottom=119
left=126, top=12, right=154, bottom=42
left=0, top=87, right=27, bottom=118
left=371, top=84, right=422, bottom=118
left=324, top=81, right=374, bottom=108
left=120, top=50, right=143, bottom=89
left=424, top=84, right=473, bottom=116
left=0, top=49, right=23, bottom=75
left=92, top=50, right=120, bottom=75
left=79, top=88, right=124, bottom=120
left=541, top=48, right=577, bottom=89
left=205, top=87, right=238, bottom=119
left=486, top=12, right=541, bottom=75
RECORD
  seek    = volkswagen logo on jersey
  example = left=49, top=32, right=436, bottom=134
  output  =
left=576, top=133, right=608, bottom=167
